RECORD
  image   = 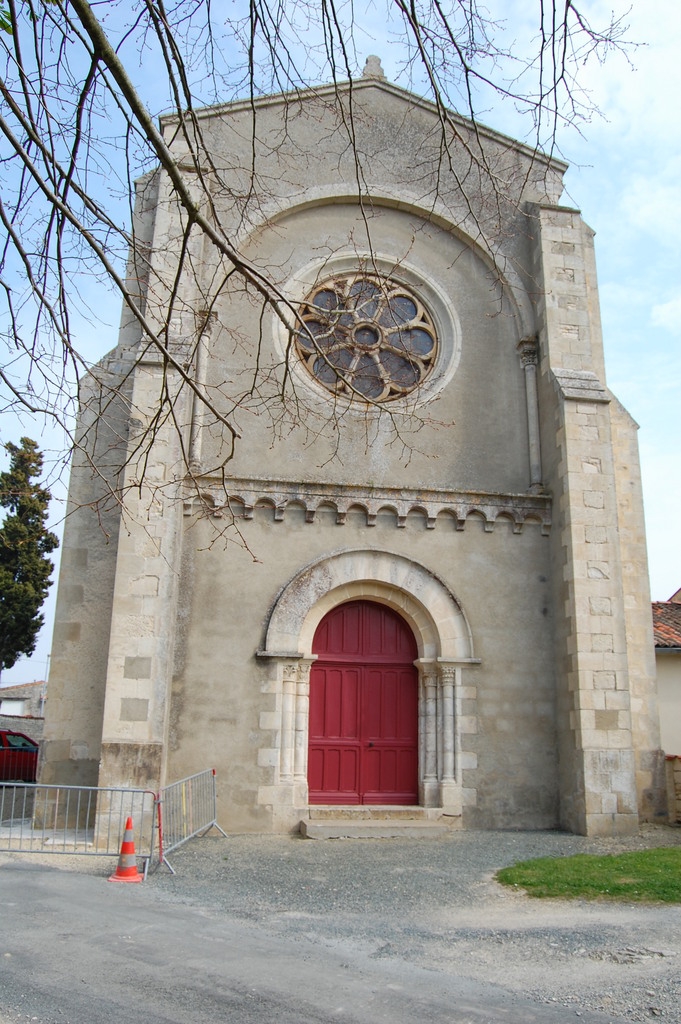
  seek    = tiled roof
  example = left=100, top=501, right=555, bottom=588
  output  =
left=652, top=602, right=681, bottom=648
left=0, top=680, right=46, bottom=693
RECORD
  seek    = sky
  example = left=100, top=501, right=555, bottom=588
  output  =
left=1, top=0, right=679, bottom=684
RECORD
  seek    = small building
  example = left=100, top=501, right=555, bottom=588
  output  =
left=0, top=681, right=46, bottom=740
left=653, top=588, right=681, bottom=755
left=652, top=590, right=681, bottom=823
left=42, top=59, right=665, bottom=836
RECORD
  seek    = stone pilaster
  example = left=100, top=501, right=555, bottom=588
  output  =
left=256, top=654, right=315, bottom=829
left=416, top=660, right=467, bottom=816
left=97, top=166, right=205, bottom=793
left=533, top=204, right=640, bottom=835
left=97, top=358, right=189, bottom=792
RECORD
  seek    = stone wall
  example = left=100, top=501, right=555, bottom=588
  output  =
left=0, top=715, right=44, bottom=741
left=665, top=756, right=681, bottom=824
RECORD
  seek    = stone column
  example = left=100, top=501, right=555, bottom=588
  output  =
left=279, top=663, right=298, bottom=782
left=440, top=666, right=456, bottom=782
left=518, top=336, right=543, bottom=492
left=188, top=310, right=216, bottom=471
left=418, top=672, right=426, bottom=785
left=438, top=664, right=462, bottom=815
left=418, top=663, right=439, bottom=807
left=294, top=660, right=314, bottom=783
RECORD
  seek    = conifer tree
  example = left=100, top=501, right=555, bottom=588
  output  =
left=0, top=438, right=59, bottom=677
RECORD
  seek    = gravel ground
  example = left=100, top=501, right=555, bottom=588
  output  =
left=143, top=825, right=681, bottom=1023
left=5, top=824, right=681, bottom=1022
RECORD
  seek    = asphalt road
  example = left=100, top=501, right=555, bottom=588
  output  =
left=2, top=828, right=681, bottom=1024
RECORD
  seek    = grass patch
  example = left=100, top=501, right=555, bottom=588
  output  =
left=495, top=847, right=681, bottom=903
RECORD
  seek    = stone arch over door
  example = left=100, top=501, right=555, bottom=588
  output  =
left=257, top=550, right=479, bottom=825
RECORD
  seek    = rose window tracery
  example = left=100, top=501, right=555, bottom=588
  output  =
left=294, top=273, right=438, bottom=401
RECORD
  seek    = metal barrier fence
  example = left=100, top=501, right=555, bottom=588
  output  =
left=0, top=783, right=157, bottom=874
left=157, top=769, right=226, bottom=873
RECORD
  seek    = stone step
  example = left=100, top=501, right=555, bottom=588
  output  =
left=306, top=805, right=437, bottom=821
left=300, top=818, right=454, bottom=839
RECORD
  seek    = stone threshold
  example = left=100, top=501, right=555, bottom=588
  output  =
left=300, top=805, right=459, bottom=839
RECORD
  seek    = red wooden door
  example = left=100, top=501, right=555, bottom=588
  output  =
left=308, top=601, right=418, bottom=804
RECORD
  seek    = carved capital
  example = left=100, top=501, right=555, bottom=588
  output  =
left=282, top=662, right=299, bottom=685
left=438, top=665, right=457, bottom=686
left=517, top=335, right=539, bottom=367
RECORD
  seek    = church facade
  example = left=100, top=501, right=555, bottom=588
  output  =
left=41, top=59, right=665, bottom=835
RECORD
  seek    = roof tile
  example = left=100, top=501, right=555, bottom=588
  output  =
left=652, top=602, right=681, bottom=648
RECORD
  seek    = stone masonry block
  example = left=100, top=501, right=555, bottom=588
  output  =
left=606, top=730, right=633, bottom=749
left=617, top=791, right=639, bottom=815
left=130, top=575, right=160, bottom=596
left=123, top=656, right=152, bottom=679
left=558, top=296, right=587, bottom=312
left=53, top=622, right=82, bottom=643
left=617, top=711, right=632, bottom=730
left=120, top=698, right=149, bottom=722
left=589, top=597, right=612, bottom=615
left=604, top=691, right=629, bottom=710
left=582, top=460, right=601, bottom=474
left=592, top=634, right=614, bottom=653
left=585, top=790, right=604, bottom=814
left=594, top=710, right=619, bottom=731
left=62, top=548, right=88, bottom=568
left=61, top=584, right=84, bottom=604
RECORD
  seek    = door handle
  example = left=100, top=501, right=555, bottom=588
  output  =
left=368, top=742, right=374, bottom=748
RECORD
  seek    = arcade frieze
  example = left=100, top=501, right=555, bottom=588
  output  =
left=182, top=476, right=552, bottom=533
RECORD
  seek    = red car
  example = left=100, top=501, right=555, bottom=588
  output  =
left=0, top=729, right=39, bottom=782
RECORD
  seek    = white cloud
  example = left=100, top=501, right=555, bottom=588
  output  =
left=619, top=165, right=681, bottom=251
left=639, top=440, right=681, bottom=600
left=570, top=0, right=681, bottom=148
left=652, top=296, right=681, bottom=335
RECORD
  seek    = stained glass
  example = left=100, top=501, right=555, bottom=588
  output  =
left=294, top=273, right=437, bottom=402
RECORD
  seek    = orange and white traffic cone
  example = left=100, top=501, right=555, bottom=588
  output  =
left=108, top=816, right=144, bottom=883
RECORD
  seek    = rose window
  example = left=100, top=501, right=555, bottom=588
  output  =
left=294, top=274, right=437, bottom=401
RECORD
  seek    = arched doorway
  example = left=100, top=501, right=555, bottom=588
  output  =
left=308, top=600, right=419, bottom=805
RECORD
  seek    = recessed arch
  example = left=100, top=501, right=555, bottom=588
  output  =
left=235, top=188, right=536, bottom=340
left=262, top=548, right=474, bottom=662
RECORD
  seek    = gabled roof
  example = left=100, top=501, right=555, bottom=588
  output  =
left=0, top=680, right=46, bottom=692
left=652, top=601, right=681, bottom=649
left=160, top=56, right=568, bottom=175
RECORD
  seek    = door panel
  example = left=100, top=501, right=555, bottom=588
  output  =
left=308, top=601, right=418, bottom=805
left=308, top=663, right=361, bottom=803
